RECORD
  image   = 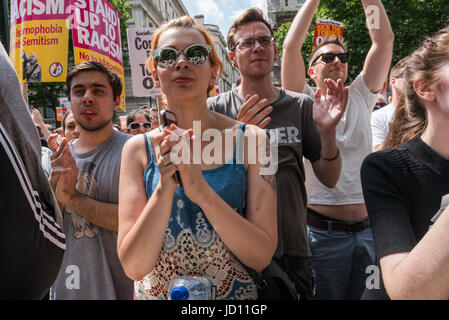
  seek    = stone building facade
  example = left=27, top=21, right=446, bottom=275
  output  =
left=194, top=15, right=240, bottom=97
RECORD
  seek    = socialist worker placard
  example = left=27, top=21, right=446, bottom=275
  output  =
left=313, top=18, right=344, bottom=48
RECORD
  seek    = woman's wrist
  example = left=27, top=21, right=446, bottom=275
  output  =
left=156, top=178, right=178, bottom=195
left=190, top=181, right=214, bottom=206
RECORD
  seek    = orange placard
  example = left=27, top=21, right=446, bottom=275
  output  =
left=313, top=19, right=344, bottom=48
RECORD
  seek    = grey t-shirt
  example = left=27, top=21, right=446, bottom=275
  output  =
left=208, top=88, right=321, bottom=258
left=50, top=131, right=133, bottom=300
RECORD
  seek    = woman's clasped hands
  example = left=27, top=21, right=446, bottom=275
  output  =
left=154, top=124, right=209, bottom=204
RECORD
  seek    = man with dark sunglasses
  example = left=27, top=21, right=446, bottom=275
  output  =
left=310, top=52, right=350, bottom=66
left=209, top=7, right=347, bottom=300
left=281, top=0, right=394, bottom=300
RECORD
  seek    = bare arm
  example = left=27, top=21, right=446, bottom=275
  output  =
left=311, top=129, right=341, bottom=188
left=380, top=206, right=449, bottom=299
left=66, top=194, right=118, bottom=231
left=118, top=131, right=179, bottom=281
left=281, top=0, right=320, bottom=93
left=361, top=0, right=395, bottom=93
left=51, top=141, right=119, bottom=232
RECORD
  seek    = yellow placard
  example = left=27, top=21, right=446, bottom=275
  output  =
left=10, top=19, right=69, bottom=83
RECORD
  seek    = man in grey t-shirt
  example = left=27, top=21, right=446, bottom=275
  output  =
left=50, top=62, right=133, bottom=299
left=208, top=8, right=347, bottom=299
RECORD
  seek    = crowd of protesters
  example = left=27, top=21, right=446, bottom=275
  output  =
left=1, top=0, right=449, bottom=301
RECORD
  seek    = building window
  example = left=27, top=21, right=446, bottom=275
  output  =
left=285, top=0, right=288, bottom=6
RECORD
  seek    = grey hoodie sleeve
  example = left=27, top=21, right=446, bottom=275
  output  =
left=0, top=42, right=65, bottom=299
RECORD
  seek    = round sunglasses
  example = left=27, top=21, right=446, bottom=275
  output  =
left=128, top=122, right=152, bottom=130
left=311, top=52, right=350, bottom=66
left=151, top=44, right=211, bottom=69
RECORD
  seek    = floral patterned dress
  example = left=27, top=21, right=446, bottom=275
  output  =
left=135, top=124, right=258, bottom=300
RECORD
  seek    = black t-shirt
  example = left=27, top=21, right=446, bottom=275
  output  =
left=361, top=137, right=449, bottom=299
left=208, top=88, right=322, bottom=258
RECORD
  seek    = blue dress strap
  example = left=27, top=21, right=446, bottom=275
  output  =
left=144, top=132, right=156, bottom=164
left=233, top=123, right=246, bottom=165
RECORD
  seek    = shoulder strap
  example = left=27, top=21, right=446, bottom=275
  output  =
left=233, top=123, right=246, bottom=164
left=144, top=132, right=155, bottom=164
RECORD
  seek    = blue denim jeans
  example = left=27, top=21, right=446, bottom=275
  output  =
left=307, top=222, right=376, bottom=300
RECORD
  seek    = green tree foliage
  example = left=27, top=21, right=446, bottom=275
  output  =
left=109, top=0, right=131, bottom=67
left=274, top=0, right=449, bottom=84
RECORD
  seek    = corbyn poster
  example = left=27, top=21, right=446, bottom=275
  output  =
left=70, top=0, right=126, bottom=110
left=9, top=0, right=70, bottom=83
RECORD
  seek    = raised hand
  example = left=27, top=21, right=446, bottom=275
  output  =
left=47, top=133, right=60, bottom=152
left=153, top=125, right=183, bottom=192
left=164, top=125, right=209, bottom=204
left=237, top=94, right=273, bottom=129
left=50, top=138, right=78, bottom=204
left=313, top=78, right=348, bottom=133
left=31, top=108, right=44, bottom=124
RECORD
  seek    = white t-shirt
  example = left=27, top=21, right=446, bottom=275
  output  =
left=371, top=104, right=396, bottom=147
left=304, top=73, right=380, bottom=205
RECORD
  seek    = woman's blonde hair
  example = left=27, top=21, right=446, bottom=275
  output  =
left=384, top=26, right=449, bottom=148
left=146, top=16, right=223, bottom=96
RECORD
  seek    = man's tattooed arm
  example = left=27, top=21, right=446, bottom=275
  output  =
left=258, top=132, right=276, bottom=193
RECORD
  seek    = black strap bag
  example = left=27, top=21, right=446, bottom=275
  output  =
left=241, top=260, right=299, bottom=300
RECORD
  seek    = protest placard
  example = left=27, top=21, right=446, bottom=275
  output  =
left=126, top=27, right=161, bottom=97
left=56, top=97, right=70, bottom=121
left=313, top=18, right=344, bottom=48
left=70, top=0, right=126, bottom=110
left=9, top=0, right=70, bottom=83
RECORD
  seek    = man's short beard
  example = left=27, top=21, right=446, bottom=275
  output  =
left=77, top=119, right=112, bottom=132
left=243, top=67, right=273, bottom=80
left=76, top=104, right=115, bottom=132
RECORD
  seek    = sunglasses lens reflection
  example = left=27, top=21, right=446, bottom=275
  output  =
left=159, top=49, right=178, bottom=67
left=129, top=122, right=151, bottom=130
left=322, top=53, right=349, bottom=63
left=129, top=123, right=140, bottom=130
